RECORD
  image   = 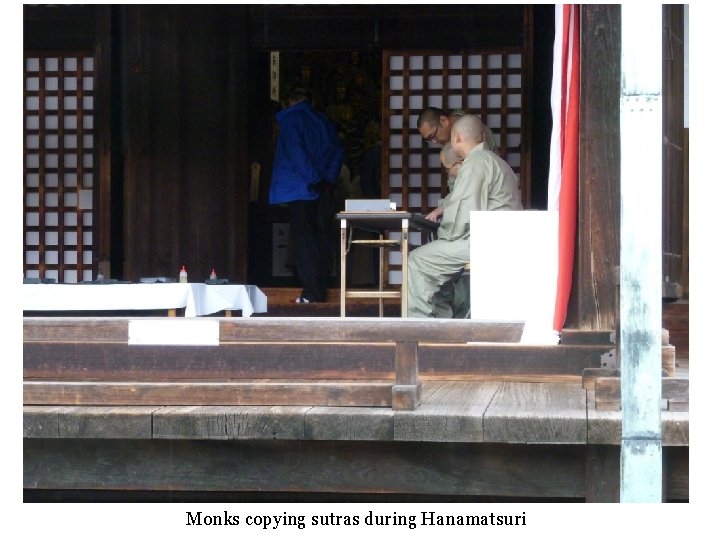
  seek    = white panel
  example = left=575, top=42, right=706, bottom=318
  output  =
left=64, top=212, right=77, bottom=226
left=82, top=269, right=93, bottom=282
left=64, top=96, right=77, bottom=110
left=507, top=114, right=521, bottom=128
left=45, top=153, right=59, bottom=168
left=428, top=95, right=443, bottom=108
left=449, top=55, right=464, bottom=69
left=428, top=55, right=444, bottom=69
left=64, top=173, right=77, bottom=187
left=26, top=231, right=39, bottom=245
left=26, top=213, right=39, bottom=227
left=26, top=269, right=40, bottom=278
left=83, top=96, right=93, bottom=110
left=409, top=75, right=423, bottom=90
left=26, top=115, right=39, bottom=129
left=389, top=251, right=401, bottom=265
left=508, top=74, right=522, bottom=89
left=45, top=77, right=58, bottom=91
left=389, top=96, right=404, bottom=110
left=64, top=57, right=77, bottom=71
left=83, top=57, right=94, bottom=70
left=45, top=115, right=58, bottom=129
left=64, top=154, right=77, bottom=167
left=64, top=250, right=77, bottom=265
left=488, top=55, right=502, bottom=69
left=507, top=133, right=521, bottom=148
left=45, top=193, right=58, bottom=207
left=390, top=173, right=402, bottom=188
left=508, top=54, right=522, bottom=69
left=64, top=77, right=77, bottom=91
left=26, top=57, right=40, bottom=71
left=83, top=173, right=93, bottom=187
left=26, top=154, right=40, bottom=169
left=79, top=190, right=93, bottom=210
left=390, top=115, right=404, bottom=129
left=467, top=55, right=482, bottom=69
left=26, top=251, right=39, bottom=265
left=45, top=250, right=58, bottom=264
left=408, top=173, right=422, bottom=187
left=390, top=193, right=402, bottom=207
left=409, top=154, right=421, bottom=168
left=428, top=153, right=441, bottom=168
left=507, top=153, right=521, bottom=168
left=389, top=56, right=404, bottom=70
left=468, top=94, right=482, bottom=109
left=409, top=134, right=423, bottom=149
left=45, top=231, right=58, bottom=246
left=388, top=270, right=402, bottom=284
left=63, top=231, right=77, bottom=245
left=26, top=77, right=39, bottom=91
left=26, top=96, right=39, bottom=110
left=83, top=212, right=93, bottom=227
left=389, top=155, right=402, bottom=169
left=26, top=173, right=40, bottom=187
left=409, top=56, right=424, bottom=69
left=83, top=115, right=93, bottom=129
left=487, top=94, right=501, bottom=109
left=428, top=75, right=443, bottom=90
left=468, top=75, right=482, bottom=88
left=45, top=96, right=58, bottom=110
left=45, top=134, right=58, bottom=149
left=487, top=114, right=501, bottom=128
left=83, top=231, right=93, bottom=245
left=488, top=75, right=502, bottom=88
left=470, top=211, right=559, bottom=344
left=83, top=250, right=93, bottom=264
left=427, top=173, right=441, bottom=188
left=26, top=135, right=39, bottom=149
left=448, top=75, right=462, bottom=89
left=390, top=134, right=403, bottom=148
left=83, top=153, right=93, bottom=167
left=507, top=93, right=521, bottom=108
left=64, top=192, right=78, bottom=207
left=45, top=269, right=58, bottom=282
left=409, top=193, right=422, bottom=208
left=63, top=269, right=78, bottom=284
left=390, top=75, right=404, bottom=90
left=428, top=193, right=440, bottom=207
left=25, top=193, right=39, bottom=208
left=45, top=212, right=58, bottom=226
left=64, top=134, right=77, bottom=148
left=83, top=76, right=93, bottom=91
left=409, top=231, right=422, bottom=245
left=408, top=95, right=424, bottom=110
left=447, top=95, right=462, bottom=110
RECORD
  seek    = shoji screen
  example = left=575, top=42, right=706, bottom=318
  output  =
left=24, top=52, right=96, bottom=283
left=382, top=50, right=525, bottom=284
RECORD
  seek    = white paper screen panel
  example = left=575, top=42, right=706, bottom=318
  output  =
left=382, top=50, right=525, bottom=285
left=24, top=52, right=95, bottom=283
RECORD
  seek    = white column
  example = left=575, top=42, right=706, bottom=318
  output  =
left=619, top=3, right=663, bottom=502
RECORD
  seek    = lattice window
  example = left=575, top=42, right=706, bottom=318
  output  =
left=24, top=52, right=95, bottom=283
left=382, top=50, right=525, bottom=284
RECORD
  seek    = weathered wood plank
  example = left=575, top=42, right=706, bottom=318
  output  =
left=394, top=381, right=500, bottom=442
left=24, top=342, right=611, bottom=380
left=483, top=382, right=587, bottom=443
left=585, top=445, right=620, bottom=502
left=587, top=410, right=689, bottom=446
left=23, top=317, right=524, bottom=343
left=23, top=380, right=393, bottom=407
left=23, top=438, right=587, bottom=498
left=23, top=405, right=160, bottom=439
left=23, top=406, right=66, bottom=438
left=152, top=405, right=310, bottom=440
left=594, top=376, right=689, bottom=405
left=304, top=407, right=395, bottom=441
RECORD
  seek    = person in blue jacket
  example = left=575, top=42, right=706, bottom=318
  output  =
left=269, top=87, right=344, bottom=303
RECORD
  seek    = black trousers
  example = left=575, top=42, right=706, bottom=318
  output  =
left=287, top=195, right=336, bottom=302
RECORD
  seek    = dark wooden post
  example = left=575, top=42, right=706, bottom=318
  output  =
left=392, top=340, right=421, bottom=410
left=568, top=5, right=621, bottom=331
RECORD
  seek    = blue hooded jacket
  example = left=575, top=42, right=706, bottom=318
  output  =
left=269, top=100, right=344, bottom=205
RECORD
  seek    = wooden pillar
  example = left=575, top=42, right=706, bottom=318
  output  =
left=569, top=5, right=621, bottom=331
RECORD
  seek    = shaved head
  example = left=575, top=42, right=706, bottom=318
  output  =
left=451, top=115, right=484, bottom=143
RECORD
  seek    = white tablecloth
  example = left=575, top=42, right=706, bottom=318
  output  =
left=22, top=283, right=267, bottom=317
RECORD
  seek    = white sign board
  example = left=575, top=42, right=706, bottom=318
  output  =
left=470, top=210, right=559, bottom=344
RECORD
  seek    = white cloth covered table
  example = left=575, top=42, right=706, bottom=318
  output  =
left=22, top=283, right=267, bottom=317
